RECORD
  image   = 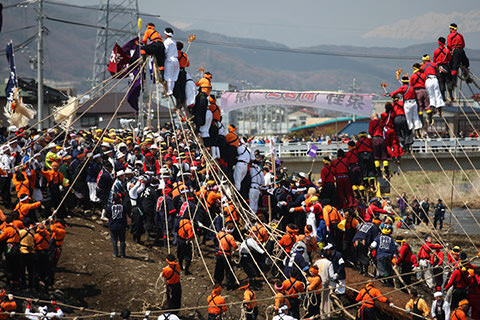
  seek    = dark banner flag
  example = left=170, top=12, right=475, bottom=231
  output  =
left=5, top=41, right=17, bottom=102
left=122, top=37, right=141, bottom=111
left=107, top=42, right=130, bottom=76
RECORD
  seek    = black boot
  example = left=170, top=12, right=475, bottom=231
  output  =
left=120, top=241, right=126, bottom=258
left=185, top=260, right=192, bottom=275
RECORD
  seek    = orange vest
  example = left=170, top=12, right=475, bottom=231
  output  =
left=279, top=232, right=297, bottom=253
left=282, top=278, right=305, bottom=298
left=196, top=77, right=212, bottom=95
left=208, top=103, right=221, bottom=121
left=207, top=292, right=226, bottom=315
left=14, top=201, right=41, bottom=220
left=251, top=223, right=269, bottom=243
left=162, top=263, right=181, bottom=285
left=142, top=26, right=162, bottom=44
left=225, top=132, right=240, bottom=148
left=178, top=219, right=194, bottom=240
left=178, top=51, right=190, bottom=68
left=50, top=222, right=66, bottom=246
left=323, top=205, right=342, bottom=226
left=217, top=231, right=237, bottom=255
left=34, top=230, right=50, bottom=251
left=243, top=288, right=257, bottom=309
left=0, top=224, right=20, bottom=244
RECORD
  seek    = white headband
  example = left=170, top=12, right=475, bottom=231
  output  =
left=164, top=31, right=173, bottom=37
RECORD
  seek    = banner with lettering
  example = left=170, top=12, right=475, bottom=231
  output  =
left=220, top=91, right=374, bottom=116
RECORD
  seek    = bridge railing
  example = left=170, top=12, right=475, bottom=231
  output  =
left=251, top=138, right=480, bottom=158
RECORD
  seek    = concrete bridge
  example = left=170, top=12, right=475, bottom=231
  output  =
left=253, top=138, right=480, bottom=173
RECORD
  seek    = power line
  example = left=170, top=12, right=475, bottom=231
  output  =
left=44, top=0, right=160, bottom=18
left=2, top=24, right=36, bottom=33
left=45, top=15, right=136, bottom=35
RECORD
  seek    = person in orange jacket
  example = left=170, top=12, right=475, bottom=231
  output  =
left=0, top=215, right=21, bottom=287
left=240, top=282, right=258, bottom=320
left=274, top=281, right=290, bottom=312
left=140, top=23, right=165, bottom=72
left=323, top=201, right=343, bottom=249
left=12, top=170, right=30, bottom=199
left=161, top=254, right=182, bottom=313
left=0, top=290, right=16, bottom=320
left=279, top=224, right=298, bottom=254
left=214, top=223, right=238, bottom=290
left=207, top=284, right=227, bottom=320
left=355, top=282, right=393, bottom=320
left=34, top=224, right=51, bottom=290
left=305, top=266, right=322, bottom=318
left=450, top=299, right=469, bottom=320
left=46, top=218, right=66, bottom=287
left=40, top=162, right=69, bottom=214
left=14, top=194, right=42, bottom=221
left=192, top=72, right=213, bottom=129
left=282, top=276, right=305, bottom=319
left=176, top=216, right=194, bottom=275
left=173, top=41, right=190, bottom=108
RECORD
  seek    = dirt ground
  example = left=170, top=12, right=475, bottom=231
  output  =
left=3, top=210, right=479, bottom=319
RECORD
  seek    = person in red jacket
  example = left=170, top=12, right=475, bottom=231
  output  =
left=447, top=23, right=469, bottom=85
left=389, top=76, right=422, bottom=135
left=433, top=37, right=454, bottom=101
left=319, top=157, right=336, bottom=206
left=467, top=271, right=480, bottom=320
left=364, top=198, right=390, bottom=222
left=421, top=54, right=445, bottom=119
left=396, top=238, right=413, bottom=285
left=368, top=113, right=390, bottom=178
left=390, top=97, right=413, bottom=152
left=445, top=265, right=469, bottom=310
left=382, top=106, right=404, bottom=160
left=418, top=235, right=443, bottom=289
left=346, top=141, right=364, bottom=200
left=410, top=63, right=429, bottom=126
left=356, top=132, right=376, bottom=191
left=331, top=149, right=354, bottom=209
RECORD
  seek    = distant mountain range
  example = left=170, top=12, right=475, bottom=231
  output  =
left=1, top=4, right=479, bottom=95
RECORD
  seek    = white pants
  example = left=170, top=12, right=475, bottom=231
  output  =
left=234, top=162, right=248, bottom=190
left=417, top=259, right=434, bottom=289
left=320, top=282, right=331, bottom=315
left=164, top=57, right=179, bottom=93
left=249, top=187, right=260, bottom=213
left=211, top=146, right=220, bottom=159
left=306, top=212, right=317, bottom=238
left=330, top=279, right=346, bottom=295
left=425, top=76, right=445, bottom=108
left=185, top=75, right=196, bottom=107
left=404, top=99, right=422, bottom=130
left=88, top=182, right=99, bottom=202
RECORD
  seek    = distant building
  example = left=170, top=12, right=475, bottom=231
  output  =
left=289, top=117, right=369, bottom=136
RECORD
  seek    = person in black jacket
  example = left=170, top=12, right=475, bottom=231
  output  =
left=86, top=154, right=102, bottom=212
left=96, top=162, right=114, bottom=221
left=106, top=193, right=129, bottom=258
left=139, top=177, right=160, bottom=243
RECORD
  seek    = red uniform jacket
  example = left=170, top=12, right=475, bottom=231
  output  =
left=421, top=62, right=438, bottom=77
left=397, top=243, right=413, bottom=265
left=418, top=242, right=443, bottom=259
left=410, top=71, right=426, bottom=88
left=392, top=100, right=405, bottom=117
left=345, top=149, right=358, bottom=165
left=433, top=45, right=452, bottom=64
left=321, top=165, right=335, bottom=185
left=390, top=85, right=415, bottom=101
left=365, top=203, right=389, bottom=222
left=381, top=112, right=393, bottom=129
left=368, top=119, right=384, bottom=138
left=356, top=136, right=372, bottom=153
left=331, top=157, right=349, bottom=177
left=447, top=31, right=465, bottom=50
left=445, top=268, right=469, bottom=290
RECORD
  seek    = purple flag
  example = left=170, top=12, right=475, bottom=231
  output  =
left=123, top=37, right=141, bottom=111
left=127, top=67, right=141, bottom=111
left=307, top=144, right=318, bottom=158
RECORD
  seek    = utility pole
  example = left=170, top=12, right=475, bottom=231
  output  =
left=37, top=0, right=44, bottom=129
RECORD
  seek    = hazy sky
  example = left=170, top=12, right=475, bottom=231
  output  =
left=68, top=0, right=480, bottom=48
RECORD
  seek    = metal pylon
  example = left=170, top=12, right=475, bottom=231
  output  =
left=92, top=0, right=138, bottom=89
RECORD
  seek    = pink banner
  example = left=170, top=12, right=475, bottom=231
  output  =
left=220, top=91, right=374, bottom=116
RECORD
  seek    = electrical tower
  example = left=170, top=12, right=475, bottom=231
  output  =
left=92, top=0, right=139, bottom=88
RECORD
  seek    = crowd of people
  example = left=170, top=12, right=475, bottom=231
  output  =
left=0, top=22, right=477, bottom=320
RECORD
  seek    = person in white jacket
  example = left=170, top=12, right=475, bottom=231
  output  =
left=431, top=291, right=450, bottom=320
left=25, top=300, right=64, bottom=320
left=163, top=28, right=180, bottom=96
left=272, top=305, right=297, bottom=320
